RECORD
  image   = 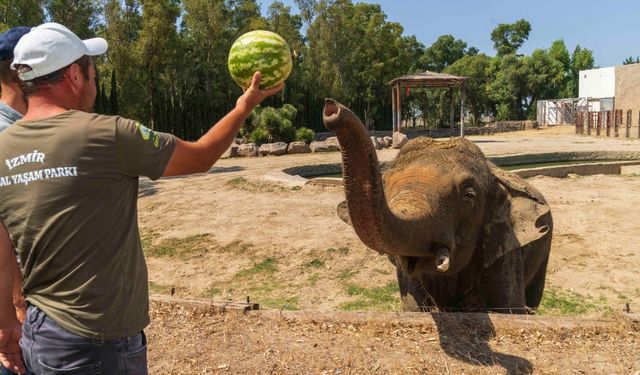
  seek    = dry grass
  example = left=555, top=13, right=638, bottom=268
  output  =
left=146, top=299, right=640, bottom=374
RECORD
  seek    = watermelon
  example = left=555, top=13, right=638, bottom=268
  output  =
left=228, top=30, right=293, bottom=90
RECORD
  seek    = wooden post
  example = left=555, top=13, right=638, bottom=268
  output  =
left=391, top=85, right=396, bottom=132
left=449, top=88, right=454, bottom=136
left=396, top=84, right=402, bottom=133
left=460, top=84, right=465, bottom=138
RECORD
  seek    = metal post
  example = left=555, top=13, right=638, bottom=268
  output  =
left=459, top=85, right=465, bottom=138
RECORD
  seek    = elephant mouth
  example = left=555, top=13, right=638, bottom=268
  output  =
left=399, top=246, right=451, bottom=275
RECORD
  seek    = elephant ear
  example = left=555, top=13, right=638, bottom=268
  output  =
left=482, top=164, right=551, bottom=268
left=336, top=200, right=351, bottom=225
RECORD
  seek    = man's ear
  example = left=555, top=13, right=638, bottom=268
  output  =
left=65, top=63, right=84, bottom=93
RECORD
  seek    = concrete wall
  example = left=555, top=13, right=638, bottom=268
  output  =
left=579, top=67, right=615, bottom=99
left=615, top=63, right=640, bottom=138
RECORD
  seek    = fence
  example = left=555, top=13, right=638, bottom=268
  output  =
left=576, top=109, right=640, bottom=138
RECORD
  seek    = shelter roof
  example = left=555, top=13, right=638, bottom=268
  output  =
left=389, top=71, right=468, bottom=88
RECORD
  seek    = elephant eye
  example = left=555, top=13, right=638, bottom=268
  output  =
left=463, top=187, right=476, bottom=200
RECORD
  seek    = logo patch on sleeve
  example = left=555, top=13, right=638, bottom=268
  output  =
left=136, top=122, right=153, bottom=141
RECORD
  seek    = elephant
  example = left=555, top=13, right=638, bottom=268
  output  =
left=322, top=99, right=553, bottom=314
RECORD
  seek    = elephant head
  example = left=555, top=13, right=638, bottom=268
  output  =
left=323, top=99, right=551, bottom=281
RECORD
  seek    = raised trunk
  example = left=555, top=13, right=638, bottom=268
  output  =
left=323, top=99, right=425, bottom=257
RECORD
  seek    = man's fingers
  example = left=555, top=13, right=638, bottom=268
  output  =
left=263, top=83, right=284, bottom=96
left=0, top=352, right=26, bottom=374
left=250, top=71, right=262, bottom=89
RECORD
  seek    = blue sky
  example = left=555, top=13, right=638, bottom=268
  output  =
left=260, top=0, right=640, bottom=68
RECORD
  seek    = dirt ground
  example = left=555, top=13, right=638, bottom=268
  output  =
left=139, top=126, right=640, bottom=374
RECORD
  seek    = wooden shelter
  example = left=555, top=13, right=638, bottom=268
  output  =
left=389, top=71, right=469, bottom=136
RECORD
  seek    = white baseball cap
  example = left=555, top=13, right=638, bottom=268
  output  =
left=11, top=22, right=108, bottom=81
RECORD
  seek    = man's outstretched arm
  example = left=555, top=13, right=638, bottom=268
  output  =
left=162, top=72, right=283, bottom=177
left=0, top=224, right=26, bottom=374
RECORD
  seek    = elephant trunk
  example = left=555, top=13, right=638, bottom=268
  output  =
left=323, top=99, right=425, bottom=257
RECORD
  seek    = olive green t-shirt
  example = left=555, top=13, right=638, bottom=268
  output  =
left=0, top=110, right=176, bottom=340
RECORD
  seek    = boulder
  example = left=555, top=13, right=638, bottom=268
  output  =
left=370, top=136, right=383, bottom=150
left=325, top=136, right=341, bottom=151
left=310, top=141, right=330, bottom=153
left=258, top=142, right=288, bottom=156
left=287, top=141, right=311, bottom=154
left=392, top=132, right=408, bottom=149
left=221, top=143, right=239, bottom=158
left=383, top=136, right=393, bottom=148
left=237, top=143, right=258, bottom=157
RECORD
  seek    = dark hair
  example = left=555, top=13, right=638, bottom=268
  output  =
left=0, top=59, right=19, bottom=84
left=16, top=55, right=92, bottom=97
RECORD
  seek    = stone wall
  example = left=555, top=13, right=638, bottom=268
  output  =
left=314, top=120, right=538, bottom=141
left=615, top=63, right=640, bottom=138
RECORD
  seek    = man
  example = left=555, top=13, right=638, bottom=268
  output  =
left=0, top=26, right=32, bottom=375
left=0, top=26, right=30, bottom=130
left=0, top=22, right=281, bottom=374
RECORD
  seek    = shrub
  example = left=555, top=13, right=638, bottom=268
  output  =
left=295, top=127, right=315, bottom=144
left=245, top=103, right=303, bottom=145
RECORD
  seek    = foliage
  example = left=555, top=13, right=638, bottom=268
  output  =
left=490, top=19, right=531, bottom=56
left=295, top=127, right=315, bottom=143
left=6, top=1, right=598, bottom=133
left=246, top=103, right=311, bottom=144
left=623, top=56, right=640, bottom=65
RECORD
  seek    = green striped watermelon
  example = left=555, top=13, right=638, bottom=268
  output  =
left=228, top=30, right=293, bottom=90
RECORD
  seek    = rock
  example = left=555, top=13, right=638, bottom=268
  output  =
left=310, top=141, right=330, bottom=153
left=221, top=143, right=239, bottom=158
left=325, top=136, right=341, bottom=151
left=287, top=141, right=311, bottom=154
left=383, top=136, right=393, bottom=147
left=258, top=142, right=288, bottom=156
left=237, top=143, right=258, bottom=157
left=392, top=132, right=408, bottom=149
left=376, top=137, right=387, bottom=149
left=370, top=136, right=383, bottom=150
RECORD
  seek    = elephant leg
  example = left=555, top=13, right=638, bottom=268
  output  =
left=525, top=257, right=548, bottom=309
left=484, top=250, right=528, bottom=313
left=395, top=266, right=435, bottom=312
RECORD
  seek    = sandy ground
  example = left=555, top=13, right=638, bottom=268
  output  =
left=138, top=126, right=640, bottom=373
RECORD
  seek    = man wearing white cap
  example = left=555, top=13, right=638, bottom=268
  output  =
left=0, top=22, right=281, bottom=374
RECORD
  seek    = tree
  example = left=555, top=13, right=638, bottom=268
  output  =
left=486, top=54, right=529, bottom=120
left=525, top=48, right=564, bottom=116
left=445, top=53, right=493, bottom=124
left=44, top=0, right=101, bottom=38
left=303, top=0, right=418, bottom=129
left=421, top=35, right=469, bottom=72
left=623, top=56, right=640, bottom=65
left=491, top=19, right=531, bottom=56
left=567, top=45, right=595, bottom=97
left=548, top=39, right=571, bottom=97
left=0, top=0, right=44, bottom=29
left=136, top=0, right=181, bottom=131
left=99, top=0, right=143, bottom=120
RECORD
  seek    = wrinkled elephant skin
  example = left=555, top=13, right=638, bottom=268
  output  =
left=323, top=99, right=552, bottom=313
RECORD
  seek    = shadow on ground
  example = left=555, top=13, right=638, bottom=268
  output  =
left=432, top=313, right=532, bottom=375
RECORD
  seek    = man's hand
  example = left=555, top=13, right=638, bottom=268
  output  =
left=0, top=318, right=25, bottom=374
left=236, top=72, right=284, bottom=113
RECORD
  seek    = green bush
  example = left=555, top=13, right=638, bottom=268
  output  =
left=295, top=127, right=315, bottom=144
left=248, top=126, right=270, bottom=145
left=245, top=103, right=304, bottom=145
left=278, top=103, right=297, bottom=122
